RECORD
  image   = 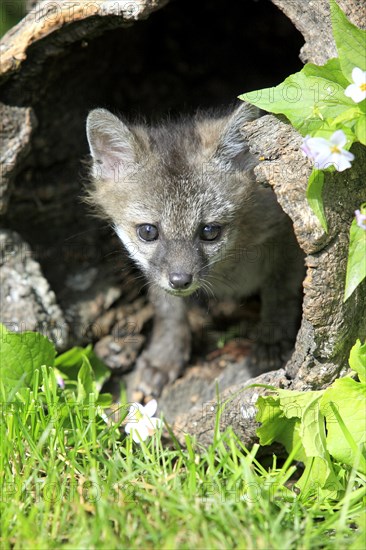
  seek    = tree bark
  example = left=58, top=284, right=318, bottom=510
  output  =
left=0, top=0, right=365, bottom=448
left=272, top=0, right=365, bottom=65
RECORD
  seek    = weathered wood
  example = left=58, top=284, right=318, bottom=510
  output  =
left=272, top=0, right=366, bottom=64
left=0, top=229, right=68, bottom=347
left=0, top=0, right=168, bottom=76
left=0, top=103, right=36, bottom=214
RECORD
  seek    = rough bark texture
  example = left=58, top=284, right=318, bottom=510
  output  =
left=246, top=117, right=366, bottom=386
left=272, top=0, right=365, bottom=64
left=0, top=103, right=36, bottom=214
left=0, top=229, right=68, bottom=347
left=0, top=0, right=365, bottom=448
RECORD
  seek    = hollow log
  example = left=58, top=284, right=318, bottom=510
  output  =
left=0, top=0, right=365, bottom=447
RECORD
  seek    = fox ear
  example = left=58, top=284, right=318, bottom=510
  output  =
left=214, top=102, right=259, bottom=170
left=86, top=109, right=139, bottom=181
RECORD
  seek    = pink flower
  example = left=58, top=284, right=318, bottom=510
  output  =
left=345, top=67, right=366, bottom=104
left=355, top=209, right=366, bottom=230
left=56, top=373, right=65, bottom=389
left=301, top=130, right=355, bottom=172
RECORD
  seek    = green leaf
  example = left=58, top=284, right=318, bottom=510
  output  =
left=320, top=377, right=366, bottom=474
left=77, top=355, right=96, bottom=403
left=55, top=344, right=110, bottom=392
left=257, top=389, right=342, bottom=494
left=85, top=347, right=111, bottom=392
left=256, top=395, right=284, bottom=445
left=240, top=59, right=355, bottom=136
left=275, top=388, right=323, bottom=419
left=349, top=340, right=366, bottom=383
left=293, top=393, right=343, bottom=495
left=96, top=393, right=113, bottom=407
left=276, top=389, right=325, bottom=459
left=0, top=323, right=9, bottom=337
left=303, top=58, right=350, bottom=88
left=256, top=395, right=304, bottom=460
left=332, top=107, right=362, bottom=127
left=297, top=394, right=325, bottom=458
left=256, top=372, right=366, bottom=495
left=344, top=219, right=366, bottom=301
left=306, top=169, right=328, bottom=232
left=330, top=0, right=366, bottom=80
left=0, top=330, right=56, bottom=397
left=355, top=115, right=366, bottom=145
left=55, top=346, right=86, bottom=377
left=296, top=456, right=342, bottom=497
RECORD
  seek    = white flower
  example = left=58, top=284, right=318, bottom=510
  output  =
left=345, top=67, right=366, bottom=104
left=355, top=209, right=366, bottom=230
left=124, top=399, right=162, bottom=443
left=301, top=130, right=355, bottom=172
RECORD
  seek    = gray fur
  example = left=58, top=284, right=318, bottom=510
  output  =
left=86, top=103, right=305, bottom=396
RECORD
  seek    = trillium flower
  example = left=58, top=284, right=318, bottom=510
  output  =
left=301, top=130, right=355, bottom=172
left=344, top=67, right=366, bottom=103
left=355, top=209, right=366, bottom=230
left=124, top=399, right=162, bottom=443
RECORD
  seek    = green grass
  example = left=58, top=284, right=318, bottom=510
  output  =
left=1, top=367, right=365, bottom=549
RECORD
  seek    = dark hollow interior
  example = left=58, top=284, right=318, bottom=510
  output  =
left=1, top=0, right=304, bottom=318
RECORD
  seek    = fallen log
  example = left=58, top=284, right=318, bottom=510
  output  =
left=0, top=0, right=365, bottom=447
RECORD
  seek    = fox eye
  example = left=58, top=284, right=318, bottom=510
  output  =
left=200, top=223, right=222, bottom=241
left=137, top=224, right=159, bottom=242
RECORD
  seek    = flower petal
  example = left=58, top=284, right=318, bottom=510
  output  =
left=124, top=422, right=133, bottom=434
left=147, top=417, right=163, bottom=429
left=332, top=153, right=352, bottom=172
left=314, top=149, right=332, bottom=170
left=352, top=67, right=366, bottom=86
left=355, top=210, right=366, bottom=230
left=301, top=136, right=313, bottom=158
left=310, top=142, right=331, bottom=157
left=345, top=83, right=358, bottom=97
left=144, top=399, right=158, bottom=418
left=307, top=137, right=329, bottom=150
left=56, top=374, right=65, bottom=389
left=352, top=89, right=366, bottom=103
left=341, top=149, right=355, bottom=161
left=127, top=422, right=149, bottom=443
left=133, top=423, right=149, bottom=442
left=127, top=402, right=144, bottom=420
left=345, top=84, right=366, bottom=103
left=330, top=130, right=347, bottom=148
left=302, top=137, right=330, bottom=161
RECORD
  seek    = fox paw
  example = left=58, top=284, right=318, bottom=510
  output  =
left=131, top=352, right=186, bottom=398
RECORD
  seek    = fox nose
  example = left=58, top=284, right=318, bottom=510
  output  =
left=169, top=272, right=193, bottom=290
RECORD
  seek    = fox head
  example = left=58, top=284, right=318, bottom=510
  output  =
left=86, top=104, right=261, bottom=297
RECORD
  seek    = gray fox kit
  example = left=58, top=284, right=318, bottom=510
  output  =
left=86, top=103, right=304, bottom=396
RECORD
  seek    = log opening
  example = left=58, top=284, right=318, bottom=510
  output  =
left=1, top=0, right=365, bottom=446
